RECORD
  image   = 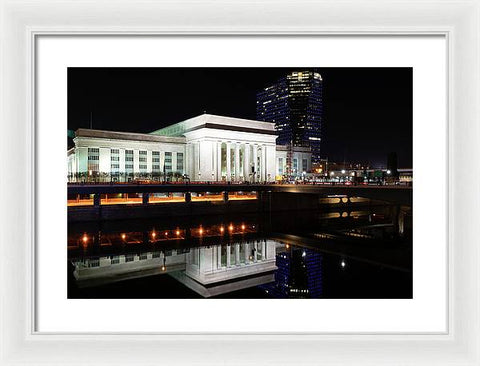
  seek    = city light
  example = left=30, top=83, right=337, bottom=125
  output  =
left=121, top=233, right=126, bottom=240
left=164, top=231, right=168, bottom=236
left=199, top=227, right=204, bottom=235
left=228, top=224, right=234, bottom=232
left=241, top=224, right=245, bottom=230
left=176, top=230, right=180, bottom=236
left=220, top=226, right=225, bottom=233
left=285, top=244, right=290, bottom=249
left=341, top=260, right=346, bottom=268
left=82, top=235, right=88, bottom=243
left=151, top=231, right=156, bottom=238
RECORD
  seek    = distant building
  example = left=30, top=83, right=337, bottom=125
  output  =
left=256, top=70, right=323, bottom=168
left=67, top=114, right=312, bottom=183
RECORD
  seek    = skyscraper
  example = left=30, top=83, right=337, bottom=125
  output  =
left=256, top=70, right=323, bottom=170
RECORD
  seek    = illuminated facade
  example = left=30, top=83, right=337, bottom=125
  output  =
left=256, top=70, right=323, bottom=165
left=67, top=114, right=312, bottom=182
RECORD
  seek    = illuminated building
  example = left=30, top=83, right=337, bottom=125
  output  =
left=67, top=114, right=312, bottom=182
left=256, top=70, right=323, bottom=169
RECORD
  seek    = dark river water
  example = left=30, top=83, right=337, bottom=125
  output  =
left=68, top=205, right=412, bottom=299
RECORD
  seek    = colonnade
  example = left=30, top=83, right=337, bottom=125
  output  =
left=211, top=241, right=267, bottom=269
left=212, top=141, right=269, bottom=182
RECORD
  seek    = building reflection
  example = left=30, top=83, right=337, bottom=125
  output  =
left=261, top=246, right=323, bottom=298
left=68, top=207, right=412, bottom=298
left=71, top=239, right=279, bottom=297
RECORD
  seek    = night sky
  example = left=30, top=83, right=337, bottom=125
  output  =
left=68, top=67, right=412, bottom=168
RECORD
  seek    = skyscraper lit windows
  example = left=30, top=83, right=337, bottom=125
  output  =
left=257, top=70, right=323, bottom=168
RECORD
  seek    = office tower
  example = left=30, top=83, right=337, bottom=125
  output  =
left=256, top=70, right=323, bottom=170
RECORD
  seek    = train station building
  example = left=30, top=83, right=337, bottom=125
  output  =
left=67, top=114, right=312, bottom=182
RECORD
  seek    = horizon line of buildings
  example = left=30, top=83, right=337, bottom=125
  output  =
left=67, top=113, right=313, bottom=183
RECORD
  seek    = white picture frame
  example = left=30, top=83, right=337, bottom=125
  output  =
left=1, top=0, right=479, bottom=365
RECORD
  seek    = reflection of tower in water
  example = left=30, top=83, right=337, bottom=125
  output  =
left=262, top=246, right=323, bottom=298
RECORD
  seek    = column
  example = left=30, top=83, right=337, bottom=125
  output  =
left=260, top=146, right=265, bottom=182
left=253, top=242, right=258, bottom=262
left=234, top=144, right=240, bottom=182
left=217, top=142, right=222, bottom=181
left=211, top=142, right=216, bottom=182
left=146, top=150, right=152, bottom=175
left=217, top=246, right=222, bottom=269
left=133, top=150, right=139, bottom=178
left=243, top=144, right=250, bottom=180
left=226, top=245, right=231, bottom=267
left=235, top=244, right=240, bottom=265
left=244, top=243, right=249, bottom=263
left=160, top=151, right=165, bottom=177
left=226, top=143, right=231, bottom=181
left=252, top=145, right=258, bottom=183
left=261, top=240, right=266, bottom=260
left=119, top=149, right=126, bottom=181
left=172, top=151, right=177, bottom=176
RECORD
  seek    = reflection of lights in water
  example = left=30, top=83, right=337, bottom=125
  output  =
left=121, top=233, right=126, bottom=240
left=341, top=260, right=346, bottom=268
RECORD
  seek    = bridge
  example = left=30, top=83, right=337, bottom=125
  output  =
left=68, top=183, right=412, bottom=206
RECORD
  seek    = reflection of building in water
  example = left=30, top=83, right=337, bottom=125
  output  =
left=71, top=249, right=189, bottom=288
left=262, top=247, right=323, bottom=298
left=185, top=239, right=277, bottom=284
left=71, top=240, right=277, bottom=296
left=172, top=239, right=277, bottom=297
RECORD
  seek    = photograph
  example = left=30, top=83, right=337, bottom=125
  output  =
left=67, top=67, right=413, bottom=299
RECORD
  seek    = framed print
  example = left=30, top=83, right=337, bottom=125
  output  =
left=1, top=0, right=479, bottom=365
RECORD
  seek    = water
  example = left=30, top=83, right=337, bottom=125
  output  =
left=68, top=206, right=412, bottom=299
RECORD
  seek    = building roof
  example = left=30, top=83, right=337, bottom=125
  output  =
left=150, top=114, right=277, bottom=137
left=74, top=128, right=186, bottom=143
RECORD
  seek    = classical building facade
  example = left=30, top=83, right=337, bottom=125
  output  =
left=68, top=114, right=312, bottom=182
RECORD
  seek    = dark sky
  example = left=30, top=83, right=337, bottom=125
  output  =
left=68, top=67, right=412, bottom=168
